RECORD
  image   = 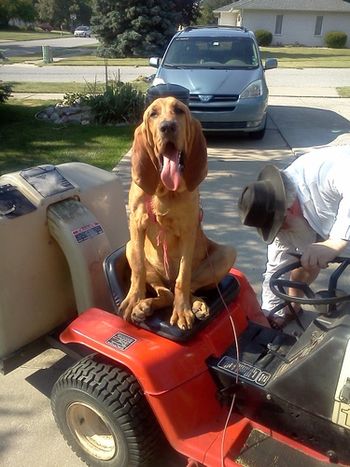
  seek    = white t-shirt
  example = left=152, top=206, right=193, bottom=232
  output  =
left=284, top=145, right=350, bottom=241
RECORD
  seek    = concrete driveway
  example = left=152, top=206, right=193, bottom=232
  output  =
left=0, top=86, right=350, bottom=467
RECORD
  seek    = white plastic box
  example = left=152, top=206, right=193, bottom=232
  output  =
left=0, top=163, right=129, bottom=360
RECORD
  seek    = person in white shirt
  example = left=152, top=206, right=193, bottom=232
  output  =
left=238, top=145, right=350, bottom=329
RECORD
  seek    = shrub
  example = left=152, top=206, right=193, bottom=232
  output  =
left=254, top=29, right=273, bottom=46
left=0, top=81, right=12, bottom=103
left=324, top=31, right=347, bottom=49
left=63, top=80, right=146, bottom=125
left=89, top=81, right=146, bottom=124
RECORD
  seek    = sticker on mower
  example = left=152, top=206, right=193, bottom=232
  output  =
left=72, top=222, right=104, bottom=243
left=217, top=356, right=271, bottom=387
left=106, top=332, right=137, bottom=351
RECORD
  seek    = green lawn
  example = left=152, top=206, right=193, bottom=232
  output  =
left=0, top=100, right=134, bottom=175
left=0, top=29, right=71, bottom=42
left=10, top=80, right=149, bottom=94
left=11, top=81, right=108, bottom=93
left=260, top=46, right=350, bottom=68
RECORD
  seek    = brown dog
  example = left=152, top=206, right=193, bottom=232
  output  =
left=120, top=96, right=236, bottom=330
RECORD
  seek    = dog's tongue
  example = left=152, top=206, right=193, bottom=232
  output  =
left=160, top=147, right=181, bottom=191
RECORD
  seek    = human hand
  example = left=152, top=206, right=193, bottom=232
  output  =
left=301, top=239, right=348, bottom=269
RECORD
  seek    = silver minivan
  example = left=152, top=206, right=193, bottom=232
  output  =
left=150, top=26, right=277, bottom=138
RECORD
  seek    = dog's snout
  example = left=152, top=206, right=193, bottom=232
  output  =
left=159, top=120, right=177, bottom=134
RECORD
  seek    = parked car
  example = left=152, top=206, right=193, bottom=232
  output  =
left=149, top=26, right=277, bottom=138
left=74, top=25, right=92, bottom=37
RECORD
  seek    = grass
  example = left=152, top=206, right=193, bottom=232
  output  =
left=337, top=87, right=350, bottom=97
left=0, top=99, right=134, bottom=175
left=9, top=80, right=150, bottom=94
left=55, top=56, right=149, bottom=66
left=0, top=29, right=71, bottom=42
left=260, top=46, right=350, bottom=68
left=10, top=81, right=108, bottom=93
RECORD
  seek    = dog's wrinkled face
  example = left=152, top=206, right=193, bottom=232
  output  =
left=143, top=97, right=191, bottom=191
left=131, top=96, right=207, bottom=195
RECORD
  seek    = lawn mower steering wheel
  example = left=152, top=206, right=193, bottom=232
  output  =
left=270, top=255, right=350, bottom=312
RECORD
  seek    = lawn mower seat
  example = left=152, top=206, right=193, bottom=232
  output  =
left=103, top=246, right=240, bottom=342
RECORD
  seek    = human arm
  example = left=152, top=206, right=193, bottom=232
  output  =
left=301, top=238, right=348, bottom=269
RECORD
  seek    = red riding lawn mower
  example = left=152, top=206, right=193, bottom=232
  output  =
left=1, top=163, right=350, bottom=467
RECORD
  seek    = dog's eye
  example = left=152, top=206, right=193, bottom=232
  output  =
left=149, top=108, right=158, bottom=118
left=174, top=106, right=184, bottom=115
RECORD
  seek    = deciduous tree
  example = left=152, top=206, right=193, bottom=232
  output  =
left=174, top=0, right=200, bottom=26
left=0, top=0, right=36, bottom=27
left=35, top=0, right=92, bottom=30
left=196, top=0, right=227, bottom=25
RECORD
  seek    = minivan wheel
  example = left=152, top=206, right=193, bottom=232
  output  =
left=51, top=354, right=161, bottom=467
left=250, top=123, right=266, bottom=140
left=249, top=116, right=267, bottom=139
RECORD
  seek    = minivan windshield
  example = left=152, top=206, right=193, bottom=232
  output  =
left=163, top=36, right=259, bottom=69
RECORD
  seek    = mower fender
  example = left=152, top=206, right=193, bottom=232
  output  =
left=60, top=308, right=217, bottom=394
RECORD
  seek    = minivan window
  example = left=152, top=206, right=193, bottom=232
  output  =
left=163, top=37, right=259, bottom=69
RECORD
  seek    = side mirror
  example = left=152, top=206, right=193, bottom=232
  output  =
left=264, top=57, right=278, bottom=70
left=149, top=57, right=160, bottom=68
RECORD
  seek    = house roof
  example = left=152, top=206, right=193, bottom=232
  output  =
left=214, top=0, right=350, bottom=13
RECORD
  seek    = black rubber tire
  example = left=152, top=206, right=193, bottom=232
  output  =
left=250, top=116, right=267, bottom=140
left=51, top=354, right=161, bottom=467
left=250, top=125, right=266, bottom=140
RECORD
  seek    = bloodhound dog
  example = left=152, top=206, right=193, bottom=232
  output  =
left=120, top=96, right=236, bottom=330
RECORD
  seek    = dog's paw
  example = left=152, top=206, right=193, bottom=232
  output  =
left=120, top=294, right=142, bottom=321
left=192, top=297, right=210, bottom=321
left=170, top=308, right=194, bottom=330
left=130, top=299, right=153, bottom=324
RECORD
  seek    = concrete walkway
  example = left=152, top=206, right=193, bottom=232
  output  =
left=1, top=87, right=350, bottom=467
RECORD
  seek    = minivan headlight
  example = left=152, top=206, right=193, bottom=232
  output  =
left=240, top=80, right=263, bottom=99
left=153, top=77, right=165, bottom=86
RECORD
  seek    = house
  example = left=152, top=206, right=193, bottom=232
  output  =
left=214, top=0, right=350, bottom=47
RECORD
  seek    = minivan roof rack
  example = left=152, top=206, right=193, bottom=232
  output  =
left=182, top=25, right=249, bottom=33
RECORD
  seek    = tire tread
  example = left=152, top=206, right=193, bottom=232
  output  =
left=51, top=354, right=162, bottom=467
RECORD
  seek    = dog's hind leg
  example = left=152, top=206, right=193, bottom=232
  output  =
left=189, top=242, right=236, bottom=320
left=191, top=241, right=236, bottom=292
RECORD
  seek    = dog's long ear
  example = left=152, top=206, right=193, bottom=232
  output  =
left=183, top=118, right=208, bottom=192
left=131, top=125, right=160, bottom=195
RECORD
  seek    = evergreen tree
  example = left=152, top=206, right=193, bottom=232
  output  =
left=91, top=0, right=198, bottom=57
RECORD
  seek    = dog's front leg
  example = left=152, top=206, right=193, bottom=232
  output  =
left=120, top=210, right=147, bottom=321
left=170, top=232, right=196, bottom=330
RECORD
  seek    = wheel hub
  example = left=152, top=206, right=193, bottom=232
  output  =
left=66, top=402, right=116, bottom=460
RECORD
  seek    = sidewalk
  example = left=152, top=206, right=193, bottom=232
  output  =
left=1, top=90, right=350, bottom=467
